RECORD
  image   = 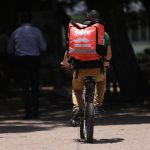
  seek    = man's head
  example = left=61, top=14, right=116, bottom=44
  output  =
left=20, top=11, right=32, bottom=24
left=86, top=10, right=100, bottom=21
left=70, top=11, right=86, bottom=23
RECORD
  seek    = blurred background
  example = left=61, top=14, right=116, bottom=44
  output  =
left=0, top=0, right=150, bottom=110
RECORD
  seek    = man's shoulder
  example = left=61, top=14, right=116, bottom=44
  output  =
left=83, top=19, right=104, bottom=25
left=104, top=32, right=111, bottom=46
left=104, top=32, right=110, bottom=40
left=83, top=20, right=91, bottom=25
left=30, top=26, right=42, bottom=33
left=104, top=32, right=109, bottom=37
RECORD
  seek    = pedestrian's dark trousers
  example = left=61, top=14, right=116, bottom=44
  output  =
left=15, top=56, right=40, bottom=117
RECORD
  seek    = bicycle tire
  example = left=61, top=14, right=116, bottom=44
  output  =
left=80, top=103, right=94, bottom=142
left=80, top=103, right=87, bottom=140
left=85, top=102, right=94, bottom=143
left=79, top=76, right=95, bottom=143
left=80, top=120, right=85, bottom=139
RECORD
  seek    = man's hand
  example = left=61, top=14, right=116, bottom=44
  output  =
left=60, top=61, right=70, bottom=69
left=104, top=61, right=110, bottom=69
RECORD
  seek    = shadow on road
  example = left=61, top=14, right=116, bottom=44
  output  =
left=95, top=102, right=150, bottom=126
left=0, top=110, right=71, bottom=134
left=0, top=90, right=72, bottom=134
left=1, top=89, right=150, bottom=134
left=95, top=115, right=150, bottom=126
left=73, top=137, right=124, bottom=144
left=93, top=138, right=124, bottom=144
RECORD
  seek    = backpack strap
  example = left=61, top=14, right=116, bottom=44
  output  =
left=70, top=21, right=84, bottom=29
left=67, top=21, right=85, bottom=54
left=86, top=19, right=105, bottom=27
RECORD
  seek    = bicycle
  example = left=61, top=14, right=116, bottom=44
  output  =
left=61, top=60, right=99, bottom=142
left=79, top=76, right=96, bottom=143
left=79, top=66, right=112, bottom=143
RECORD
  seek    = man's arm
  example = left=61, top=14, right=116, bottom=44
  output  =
left=61, top=51, right=70, bottom=68
left=104, top=44, right=112, bottom=61
left=103, top=32, right=112, bottom=68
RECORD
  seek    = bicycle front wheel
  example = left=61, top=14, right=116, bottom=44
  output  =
left=85, top=102, right=94, bottom=143
left=80, top=119, right=85, bottom=139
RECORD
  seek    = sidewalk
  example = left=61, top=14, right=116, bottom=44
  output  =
left=0, top=90, right=150, bottom=150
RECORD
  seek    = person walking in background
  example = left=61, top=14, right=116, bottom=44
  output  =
left=7, top=11, right=47, bottom=119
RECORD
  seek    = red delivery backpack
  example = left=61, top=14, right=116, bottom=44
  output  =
left=68, top=20, right=107, bottom=61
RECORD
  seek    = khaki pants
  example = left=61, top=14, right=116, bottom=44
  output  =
left=72, top=68, right=106, bottom=111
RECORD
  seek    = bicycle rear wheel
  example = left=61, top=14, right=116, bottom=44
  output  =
left=86, top=102, right=94, bottom=143
left=80, top=102, right=94, bottom=143
left=80, top=119, right=85, bottom=139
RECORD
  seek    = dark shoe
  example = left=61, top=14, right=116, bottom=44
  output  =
left=70, top=108, right=83, bottom=127
left=73, top=108, right=83, bottom=119
left=22, top=115, right=33, bottom=120
left=94, top=106, right=106, bottom=115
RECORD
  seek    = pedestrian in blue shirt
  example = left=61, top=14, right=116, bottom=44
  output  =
left=7, top=11, right=47, bottom=119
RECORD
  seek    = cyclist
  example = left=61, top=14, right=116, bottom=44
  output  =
left=61, top=10, right=112, bottom=119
